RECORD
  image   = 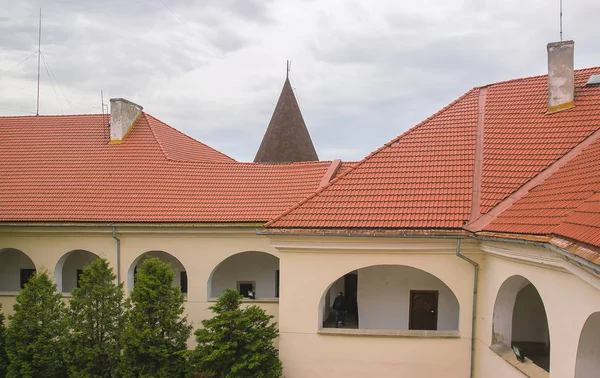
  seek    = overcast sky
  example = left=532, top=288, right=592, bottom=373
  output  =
left=1, top=0, right=599, bottom=162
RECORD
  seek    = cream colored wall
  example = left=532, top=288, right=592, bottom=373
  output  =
left=0, top=226, right=280, bottom=334
left=3, top=227, right=600, bottom=378
left=280, top=333, right=470, bottom=378
left=474, top=241, right=600, bottom=378
left=271, top=236, right=478, bottom=378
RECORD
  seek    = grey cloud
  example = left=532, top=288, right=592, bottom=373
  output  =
left=206, top=28, right=249, bottom=54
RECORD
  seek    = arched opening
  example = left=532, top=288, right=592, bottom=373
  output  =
left=128, top=251, right=187, bottom=295
left=319, top=265, right=460, bottom=330
left=208, top=251, right=279, bottom=300
left=492, top=275, right=550, bottom=372
left=0, top=248, right=36, bottom=292
left=54, top=250, right=99, bottom=293
left=575, top=312, right=600, bottom=378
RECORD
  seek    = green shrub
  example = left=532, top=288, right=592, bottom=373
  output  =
left=6, top=270, right=67, bottom=378
left=193, top=289, right=282, bottom=378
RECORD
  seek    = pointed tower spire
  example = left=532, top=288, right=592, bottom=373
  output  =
left=254, top=68, right=319, bottom=164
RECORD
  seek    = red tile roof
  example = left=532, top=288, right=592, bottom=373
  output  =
left=267, top=68, right=600, bottom=236
left=267, top=89, right=480, bottom=229
left=480, top=68, right=600, bottom=213
left=0, top=114, right=333, bottom=223
left=144, top=114, right=234, bottom=163
left=486, top=134, right=600, bottom=247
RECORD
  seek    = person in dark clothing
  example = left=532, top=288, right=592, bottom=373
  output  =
left=332, top=292, right=346, bottom=327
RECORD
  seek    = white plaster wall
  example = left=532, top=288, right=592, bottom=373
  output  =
left=0, top=249, right=36, bottom=292
left=474, top=242, right=600, bottom=378
left=210, top=252, right=279, bottom=298
left=60, top=250, right=98, bottom=292
left=357, top=265, right=459, bottom=330
left=575, top=312, right=600, bottom=378
left=512, top=284, right=549, bottom=344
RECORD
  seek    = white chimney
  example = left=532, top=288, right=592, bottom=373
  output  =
left=110, top=98, right=143, bottom=143
left=547, top=40, right=575, bottom=113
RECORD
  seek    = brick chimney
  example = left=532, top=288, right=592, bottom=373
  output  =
left=110, top=98, right=143, bottom=143
left=547, top=40, right=575, bottom=113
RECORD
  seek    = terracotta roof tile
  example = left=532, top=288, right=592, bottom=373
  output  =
left=480, top=68, right=600, bottom=213
left=266, top=89, right=479, bottom=229
left=267, top=67, right=600, bottom=234
left=486, top=134, right=600, bottom=248
left=0, top=114, right=331, bottom=223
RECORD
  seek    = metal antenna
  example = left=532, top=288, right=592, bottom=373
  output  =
left=36, top=8, right=41, bottom=116
left=560, top=0, right=563, bottom=41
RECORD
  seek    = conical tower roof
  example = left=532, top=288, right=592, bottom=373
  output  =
left=254, top=77, right=319, bottom=163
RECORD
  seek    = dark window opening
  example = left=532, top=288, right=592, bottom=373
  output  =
left=238, top=282, right=255, bottom=299
left=76, top=269, right=84, bottom=288
left=20, top=268, right=36, bottom=289
left=180, top=271, right=188, bottom=294
left=275, top=270, right=280, bottom=298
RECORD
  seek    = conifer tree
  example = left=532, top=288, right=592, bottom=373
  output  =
left=119, top=257, right=191, bottom=378
left=193, top=289, right=283, bottom=378
left=64, top=258, right=123, bottom=378
left=0, top=304, right=7, bottom=378
left=6, top=270, right=67, bottom=378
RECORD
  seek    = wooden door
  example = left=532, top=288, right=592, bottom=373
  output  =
left=409, top=290, right=438, bottom=330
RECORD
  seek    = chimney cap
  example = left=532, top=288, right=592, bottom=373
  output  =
left=547, top=40, right=574, bottom=49
left=109, top=98, right=143, bottom=110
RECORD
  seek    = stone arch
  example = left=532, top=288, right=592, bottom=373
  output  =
left=127, top=251, right=187, bottom=295
left=492, top=275, right=550, bottom=372
left=54, top=249, right=99, bottom=293
left=318, top=264, right=460, bottom=331
left=575, top=312, right=600, bottom=378
left=208, top=251, right=280, bottom=299
left=0, top=248, right=36, bottom=292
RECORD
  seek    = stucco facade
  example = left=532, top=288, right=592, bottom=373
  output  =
left=1, top=227, right=599, bottom=377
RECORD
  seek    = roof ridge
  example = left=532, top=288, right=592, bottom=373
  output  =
left=141, top=113, right=170, bottom=161
left=468, top=124, right=600, bottom=232
left=265, top=87, right=479, bottom=228
left=480, top=66, right=600, bottom=88
left=144, top=113, right=235, bottom=162
left=0, top=113, right=103, bottom=119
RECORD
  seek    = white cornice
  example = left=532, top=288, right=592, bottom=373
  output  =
left=269, top=235, right=481, bottom=255
left=480, top=241, right=566, bottom=271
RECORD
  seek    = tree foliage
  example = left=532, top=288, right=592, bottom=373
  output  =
left=64, top=258, right=124, bottom=378
left=0, top=303, right=7, bottom=378
left=193, top=289, right=282, bottom=378
left=6, top=270, right=67, bottom=378
left=119, top=257, right=191, bottom=378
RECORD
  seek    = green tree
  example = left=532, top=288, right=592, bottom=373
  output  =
left=64, top=258, right=124, bottom=378
left=6, top=270, right=67, bottom=378
left=119, top=257, right=191, bottom=378
left=193, top=289, right=283, bottom=378
left=0, top=304, right=8, bottom=377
